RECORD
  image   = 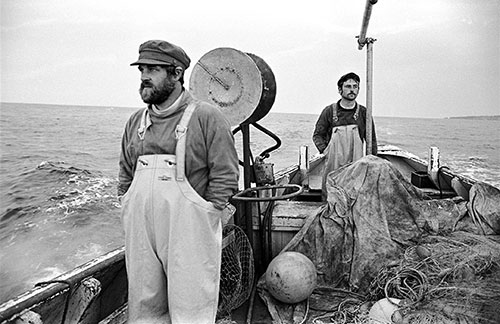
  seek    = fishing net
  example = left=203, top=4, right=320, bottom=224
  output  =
left=256, top=155, right=500, bottom=324
left=217, top=224, right=255, bottom=319
left=368, top=232, right=500, bottom=324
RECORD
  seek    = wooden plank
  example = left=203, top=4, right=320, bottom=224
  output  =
left=269, top=201, right=322, bottom=255
left=91, top=259, right=127, bottom=322
left=66, top=277, right=101, bottom=323
left=251, top=201, right=322, bottom=260
left=252, top=201, right=321, bottom=231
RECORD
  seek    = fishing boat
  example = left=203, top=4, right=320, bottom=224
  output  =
left=2, top=136, right=498, bottom=324
left=1, top=1, right=499, bottom=323
left=0, top=141, right=488, bottom=324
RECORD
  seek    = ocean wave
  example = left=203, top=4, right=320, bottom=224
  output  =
left=0, top=205, right=40, bottom=223
left=33, top=161, right=119, bottom=213
left=2, top=161, right=119, bottom=226
left=46, top=174, right=119, bottom=216
left=446, top=159, right=500, bottom=189
left=467, top=156, right=486, bottom=163
left=36, top=160, right=91, bottom=176
left=1, top=207, right=24, bottom=222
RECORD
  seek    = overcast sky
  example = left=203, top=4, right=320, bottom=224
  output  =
left=1, top=0, right=499, bottom=118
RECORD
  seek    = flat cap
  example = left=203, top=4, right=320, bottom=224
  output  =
left=337, top=72, right=360, bottom=88
left=130, top=40, right=191, bottom=69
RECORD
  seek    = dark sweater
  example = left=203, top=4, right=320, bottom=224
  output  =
left=312, top=101, right=378, bottom=154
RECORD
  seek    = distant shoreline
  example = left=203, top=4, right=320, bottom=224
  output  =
left=447, top=115, right=500, bottom=120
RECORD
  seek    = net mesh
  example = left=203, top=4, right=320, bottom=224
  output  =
left=217, top=224, right=255, bottom=318
left=367, top=232, right=500, bottom=324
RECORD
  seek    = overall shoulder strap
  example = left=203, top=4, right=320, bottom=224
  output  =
left=331, top=103, right=338, bottom=123
left=137, top=107, right=150, bottom=140
left=175, top=102, right=197, bottom=181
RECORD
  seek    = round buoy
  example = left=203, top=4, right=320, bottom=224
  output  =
left=368, top=298, right=401, bottom=324
left=265, top=251, right=317, bottom=304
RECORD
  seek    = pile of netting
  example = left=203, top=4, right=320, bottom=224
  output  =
left=367, top=232, right=500, bottom=323
left=257, top=155, right=500, bottom=324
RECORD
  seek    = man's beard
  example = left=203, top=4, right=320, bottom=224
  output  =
left=139, top=79, right=176, bottom=105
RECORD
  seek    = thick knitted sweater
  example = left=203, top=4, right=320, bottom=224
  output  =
left=118, top=90, right=239, bottom=209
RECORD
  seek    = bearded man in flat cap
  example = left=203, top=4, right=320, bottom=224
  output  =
left=118, top=40, right=239, bottom=323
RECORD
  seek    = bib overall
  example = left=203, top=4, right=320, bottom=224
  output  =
left=120, top=103, right=222, bottom=323
left=321, top=104, right=365, bottom=197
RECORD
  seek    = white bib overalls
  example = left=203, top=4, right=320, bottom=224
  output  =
left=121, top=103, right=222, bottom=324
left=321, top=104, right=365, bottom=197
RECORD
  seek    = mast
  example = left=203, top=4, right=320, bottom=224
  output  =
left=357, top=0, right=378, bottom=155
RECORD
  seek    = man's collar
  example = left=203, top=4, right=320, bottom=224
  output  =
left=150, top=90, right=185, bottom=116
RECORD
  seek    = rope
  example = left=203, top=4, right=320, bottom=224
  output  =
left=384, top=267, right=428, bottom=307
left=311, top=298, right=366, bottom=324
left=245, top=282, right=257, bottom=324
left=296, top=298, right=310, bottom=324
left=436, top=166, right=450, bottom=198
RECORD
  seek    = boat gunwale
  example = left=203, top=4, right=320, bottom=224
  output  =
left=0, top=247, right=125, bottom=322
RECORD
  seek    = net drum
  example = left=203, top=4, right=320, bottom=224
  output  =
left=189, top=47, right=276, bottom=126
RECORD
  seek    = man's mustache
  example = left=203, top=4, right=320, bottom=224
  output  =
left=141, top=81, right=154, bottom=89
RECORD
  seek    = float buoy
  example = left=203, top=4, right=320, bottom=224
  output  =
left=368, top=298, right=401, bottom=324
left=265, top=251, right=317, bottom=304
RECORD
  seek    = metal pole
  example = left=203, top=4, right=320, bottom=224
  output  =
left=242, top=123, right=252, bottom=190
left=358, top=0, right=378, bottom=50
left=358, top=0, right=378, bottom=154
left=365, top=40, right=374, bottom=155
left=241, top=123, right=254, bottom=246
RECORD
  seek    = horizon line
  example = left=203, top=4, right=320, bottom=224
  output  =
left=1, top=101, right=499, bottom=120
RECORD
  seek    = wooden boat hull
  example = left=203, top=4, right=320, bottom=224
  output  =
left=0, top=248, right=127, bottom=323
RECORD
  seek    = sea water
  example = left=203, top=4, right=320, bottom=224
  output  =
left=0, top=102, right=499, bottom=303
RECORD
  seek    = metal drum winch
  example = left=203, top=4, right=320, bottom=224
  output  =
left=189, top=48, right=303, bottom=272
left=189, top=47, right=276, bottom=127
